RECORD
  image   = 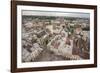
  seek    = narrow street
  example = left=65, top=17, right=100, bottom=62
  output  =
left=34, top=48, right=67, bottom=62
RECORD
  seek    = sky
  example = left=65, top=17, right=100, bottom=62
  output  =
left=22, top=10, right=90, bottom=18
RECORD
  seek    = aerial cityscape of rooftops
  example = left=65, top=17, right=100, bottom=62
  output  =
left=22, top=10, right=90, bottom=62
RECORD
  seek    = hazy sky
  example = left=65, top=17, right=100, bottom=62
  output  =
left=22, top=10, right=90, bottom=18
